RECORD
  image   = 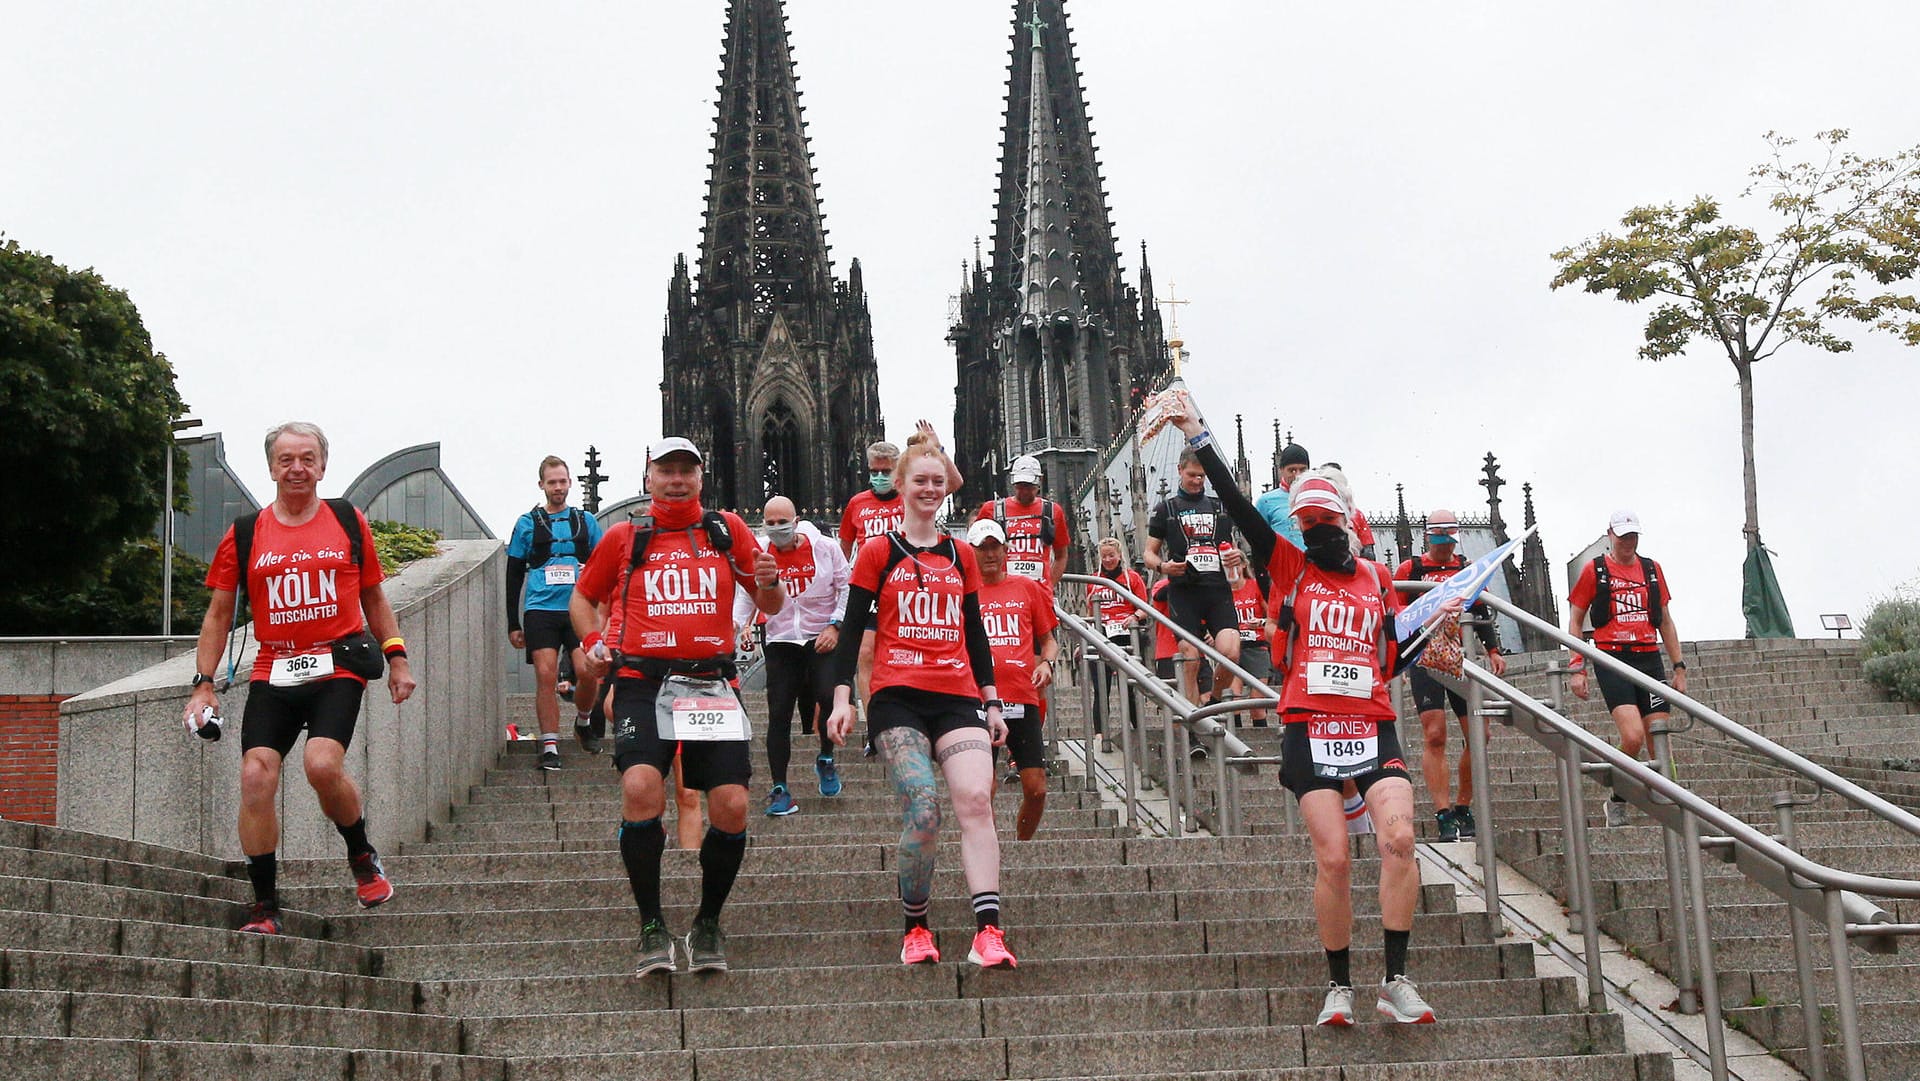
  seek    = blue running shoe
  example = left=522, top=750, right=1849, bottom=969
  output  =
left=766, top=784, right=797, bottom=816
left=816, top=755, right=842, bottom=797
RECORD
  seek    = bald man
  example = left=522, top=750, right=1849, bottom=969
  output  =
left=735, top=497, right=853, bottom=814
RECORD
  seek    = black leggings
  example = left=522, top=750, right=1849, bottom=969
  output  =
left=764, top=639, right=836, bottom=785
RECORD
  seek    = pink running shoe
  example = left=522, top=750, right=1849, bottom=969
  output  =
left=900, top=926, right=940, bottom=965
left=351, top=851, right=395, bottom=909
left=967, top=925, right=1017, bottom=969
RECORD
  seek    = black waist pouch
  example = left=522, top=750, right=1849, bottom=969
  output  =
left=332, top=630, right=387, bottom=681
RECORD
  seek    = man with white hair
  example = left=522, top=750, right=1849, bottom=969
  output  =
left=735, top=495, right=851, bottom=815
left=1565, top=510, right=1687, bottom=827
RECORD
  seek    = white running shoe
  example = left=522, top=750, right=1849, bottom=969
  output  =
left=1315, top=982, right=1356, bottom=1026
left=1376, top=974, right=1436, bottom=1023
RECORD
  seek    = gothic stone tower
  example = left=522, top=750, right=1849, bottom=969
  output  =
left=662, top=0, right=884, bottom=513
left=949, top=0, right=1171, bottom=510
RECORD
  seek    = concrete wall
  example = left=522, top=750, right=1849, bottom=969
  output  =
left=1, top=638, right=196, bottom=824
left=56, top=540, right=505, bottom=859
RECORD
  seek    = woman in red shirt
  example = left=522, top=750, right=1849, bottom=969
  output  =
left=1165, top=391, right=1459, bottom=1028
left=1085, top=537, right=1147, bottom=743
left=827, top=443, right=1016, bottom=969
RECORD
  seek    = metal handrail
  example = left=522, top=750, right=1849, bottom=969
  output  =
left=1483, top=588, right=1920, bottom=844
left=1058, top=573, right=1281, bottom=714
left=1402, top=578, right=1920, bottom=1081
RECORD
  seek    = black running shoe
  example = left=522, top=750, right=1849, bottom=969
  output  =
left=574, top=722, right=602, bottom=755
left=539, top=748, right=562, bottom=771
left=636, top=919, right=677, bottom=976
left=685, top=917, right=728, bottom=972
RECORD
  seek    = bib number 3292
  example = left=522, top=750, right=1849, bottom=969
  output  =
left=655, top=677, right=750, bottom=742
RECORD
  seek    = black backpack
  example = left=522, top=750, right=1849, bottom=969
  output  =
left=1588, top=555, right=1663, bottom=631
left=528, top=506, right=594, bottom=569
left=993, top=497, right=1056, bottom=547
left=231, top=498, right=369, bottom=611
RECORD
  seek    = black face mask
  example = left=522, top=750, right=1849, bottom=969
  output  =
left=1301, top=523, right=1354, bottom=573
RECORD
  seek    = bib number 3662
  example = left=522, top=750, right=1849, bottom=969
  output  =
left=269, top=650, right=334, bottom=687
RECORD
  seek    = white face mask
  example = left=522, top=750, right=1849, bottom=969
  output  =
left=766, top=522, right=798, bottom=546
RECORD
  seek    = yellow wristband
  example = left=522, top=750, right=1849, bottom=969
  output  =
left=381, top=637, right=405, bottom=651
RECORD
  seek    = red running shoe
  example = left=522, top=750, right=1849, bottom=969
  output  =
left=967, top=925, right=1017, bottom=969
left=239, top=901, right=283, bottom=935
left=351, top=851, right=395, bottom=908
left=900, top=926, right=940, bottom=965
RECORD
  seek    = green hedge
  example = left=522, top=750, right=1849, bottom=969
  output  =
left=1861, top=596, right=1920, bottom=704
left=370, top=520, right=442, bottom=576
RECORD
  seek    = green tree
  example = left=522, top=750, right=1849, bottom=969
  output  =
left=0, top=238, right=188, bottom=614
left=1551, top=131, right=1920, bottom=632
left=0, top=539, right=211, bottom=636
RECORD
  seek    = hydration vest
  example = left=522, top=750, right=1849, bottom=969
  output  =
left=1588, top=555, right=1663, bottom=631
left=992, top=497, right=1056, bottom=547
left=528, top=506, right=593, bottom=569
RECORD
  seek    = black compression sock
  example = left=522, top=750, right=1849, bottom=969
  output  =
left=903, top=897, right=931, bottom=934
left=695, top=826, right=748, bottom=923
left=1384, top=928, right=1411, bottom=980
left=971, top=891, right=1002, bottom=931
left=1326, top=947, right=1352, bottom=988
left=336, top=817, right=373, bottom=859
left=246, top=852, right=278, bottom=908
left=618, top=819, right=667, bottom=924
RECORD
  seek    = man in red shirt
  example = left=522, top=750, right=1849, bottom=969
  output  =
left=572, top=437, right=784, bottom=975
left=974, top=454, right=1071, bottom=590
left=183, top=422, right=416, bottom=936
left=968, top=519, right=1060, bottom=839
left=1392, top=509, right=1506, bottom=841
left=1566, top=510, right=1688, bottom=826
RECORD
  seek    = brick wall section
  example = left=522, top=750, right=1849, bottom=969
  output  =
left=1, top=694, right=67, bottom=824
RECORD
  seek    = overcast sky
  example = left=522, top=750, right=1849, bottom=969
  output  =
left=7, top=1, right=1917, bottom=641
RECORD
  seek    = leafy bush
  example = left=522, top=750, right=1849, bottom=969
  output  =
left=1861, top=597, right=1920, bottom=704
left=370, top=520, right=442, bottom=575
left=0, top=539, right=210, bottom=635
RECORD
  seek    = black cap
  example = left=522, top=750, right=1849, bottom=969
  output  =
left=1280, top=444, right=1310, bottom=468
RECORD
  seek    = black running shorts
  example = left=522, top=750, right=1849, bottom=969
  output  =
left=868, top=686, right=987, bottom=744
left=241, top=678, right=366, bottom=757
left=521, top=608, right=579, bottom=663
left=1001, top=703, right=1045, bottom=772
left=1408, top=666, right=1467, bottom=717
left=1277, top=717, right=1411, bottom=800
left=609, top=675, right=753, bottom=790
left=1155, top=655, right=1214, bottom=694
left=1594, top=649, right=1670, bottom=717
left=1167, top=584, right=1240, bottom=642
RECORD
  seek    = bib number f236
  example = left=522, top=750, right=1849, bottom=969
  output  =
left=1306, top=660, right=1373, bottom=698
left=268, top=650, right=335, bottom=687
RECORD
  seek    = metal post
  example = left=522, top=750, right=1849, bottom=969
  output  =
left=1211, top=726, right=1232, bottom=835
left=1824, top=888, right=1867, bottom=1081
left=1565, top=749, right=1606, bottom=1013
left=1464, top=644, right=1503, bottom=937
left=1775, top=796, right=1827, bottom=1081
left=160, top=440, right=175, bottom=636
left=1118, top=662, right=1138, bottom=830
left=1648, top=724, right=1700, bottom=1015
left=1163, top=701, right=1183, bottom=839
left=1680, top=807, right=1729, bottom=1081
left=1179, top=721, right=1197, bottom=835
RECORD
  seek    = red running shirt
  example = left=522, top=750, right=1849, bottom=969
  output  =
left=1151, top=578, right=1177, bottom=661
left=1569, top=555, right=1669, bottom=650
left=206, top=506, right=385, bottom=683
left=1231, top=576, right=1268, bottom=643
left=575, top=512, right=764, bottom=672
left=851, top=536, right=985, bottom=699
left=1086, top=568, right=1147, bottom=636
left=977, top=575, right=1058, bottom=706
left=1264, top=543, right=1402, bottom=721
left=975, top=498, right=1070, bottom=584
left=839, top=491, right=905, bottom=554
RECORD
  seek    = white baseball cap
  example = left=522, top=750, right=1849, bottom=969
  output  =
left=1609, top=509, right=1642, bottom=536
left=647, top=437, right=703, bottom=463
left=966, top=518, right=1007, bottom=547
left=1009, top=454, right=1042, bottom=484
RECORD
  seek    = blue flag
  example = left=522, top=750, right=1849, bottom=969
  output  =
left=1393, top=527, right=1533, bottom=640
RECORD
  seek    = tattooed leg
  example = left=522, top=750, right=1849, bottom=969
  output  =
left=878, top=726, right=940, bottom=913
left=1298, top=787, right=1354, bottom=951
left=1365, top=777, right=1420, bottom=931
left=934, top=727, right=1000, bottom=898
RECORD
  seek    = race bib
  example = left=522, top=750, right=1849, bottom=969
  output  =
left=1103, top=619, right=1130, bottom=638
left=655, top=677, right=750, bottom=742
left=268, top=649, right=335, bottom=687
left=1306, top=660, right=1374, bottom=698
left=542, top=563, right=576, bottom=586
left=1009, top=558, right=1045, bottom=580
left=978, top=703, right=1027, bottom=721
left=1307, top=716, right=1379, bottom=779
left=1187, top=547, right=1220, bottom=574
left=1239, top=628, right=1262, bottom=643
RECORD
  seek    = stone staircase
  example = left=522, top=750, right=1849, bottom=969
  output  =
left=0, top=684, right=1674, bottom=1079
left=1472, top=639, right=1920, bottom=1078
